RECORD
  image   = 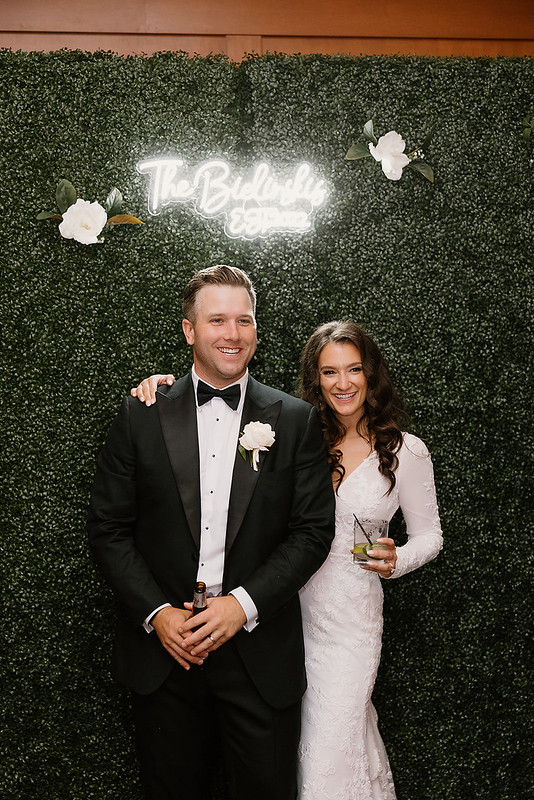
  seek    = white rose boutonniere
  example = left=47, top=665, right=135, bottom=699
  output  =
left=238, top=421, right=275, bottom=471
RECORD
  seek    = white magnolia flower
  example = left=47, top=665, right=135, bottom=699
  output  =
left=369, top=131, right=410, bottom=181
left=59, top=198, right=108, bottom=244
left=239, top=421, right=275, bottom=471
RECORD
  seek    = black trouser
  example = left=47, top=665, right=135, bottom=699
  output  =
left=131, top=641, right=301, bottom=800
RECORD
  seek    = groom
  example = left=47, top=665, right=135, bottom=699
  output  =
left=87, top=265, right=335, bottom=800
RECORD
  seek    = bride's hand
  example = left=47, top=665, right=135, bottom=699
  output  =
left=130, top=374, right=175, bottom=406
left=364, top=537, right=397, bottom=578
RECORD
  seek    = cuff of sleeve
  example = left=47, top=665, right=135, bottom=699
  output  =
left=143, top=602, right=171, bottom=633
left=229, top=587, right=259, bottom=632
left=382, top=552, right=403, bottom=579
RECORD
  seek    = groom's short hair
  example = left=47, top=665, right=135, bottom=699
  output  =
left=182, top=265, right=257, bottom=322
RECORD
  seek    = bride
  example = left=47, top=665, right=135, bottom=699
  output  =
left=296, top=321, right=442, bottom=800
left=131, top=319, right=442, bottom=800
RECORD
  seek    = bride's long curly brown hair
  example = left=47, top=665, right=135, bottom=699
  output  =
left=298, top=321, right=409, bottom=492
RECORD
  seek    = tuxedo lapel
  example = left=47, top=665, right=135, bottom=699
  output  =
left=225, top=378, right=282, bottom=554
left=157, top=375, right=201, bottom=548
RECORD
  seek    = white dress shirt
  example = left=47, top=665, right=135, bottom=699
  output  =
left=144, top=367, right=258, bottom=632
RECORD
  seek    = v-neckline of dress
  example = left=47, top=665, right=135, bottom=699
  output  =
left=338, top=451, right=375, bottom=490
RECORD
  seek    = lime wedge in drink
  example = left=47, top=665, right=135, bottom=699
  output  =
left=366, top=542, right=388, bottom=560
left=353, top=542, right=371, bottom=561
left=353, top=542, right=388, bottom=562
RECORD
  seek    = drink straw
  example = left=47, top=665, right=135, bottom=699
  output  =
left=353, top=513, right=373, bottom=546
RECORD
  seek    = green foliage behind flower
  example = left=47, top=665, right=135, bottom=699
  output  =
left=1, top=48, right=532, bottom=800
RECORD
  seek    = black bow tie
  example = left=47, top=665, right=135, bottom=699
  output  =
left=196, top=380, right=241, bottom=410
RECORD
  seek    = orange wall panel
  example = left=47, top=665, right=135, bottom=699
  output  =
left=1, top=0, right=533, bottom=57
left=2, top=0, right=534, bottom=37
left=0, top=32, right=226, bottom=57
left=264, top=36, right=534, bottom=58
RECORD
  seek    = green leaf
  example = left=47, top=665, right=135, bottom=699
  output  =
left=524, top=128, right=532, bottom=142
left=345, top=143, right=372, bottom=160
left=408, top=161, right=434, bottom=183
left=363, top=119, right=376, bottom=143
left=36, top=211, right=62, bottom=220
left=238, top=444, right=254, bottom=468
left=104, top=187, right=123, bottom=216
left=56, top=179, right=77, bottom=213
left=106, top=214, right=144, bottom=225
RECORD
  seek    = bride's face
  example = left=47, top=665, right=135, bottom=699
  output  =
left=318, top=341, right=368, bottom=425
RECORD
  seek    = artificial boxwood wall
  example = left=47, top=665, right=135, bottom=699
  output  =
left=1, top=49, right=532, bottom=800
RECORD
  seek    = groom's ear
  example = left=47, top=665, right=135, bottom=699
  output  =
left=182, top=318, right=194, bottom=345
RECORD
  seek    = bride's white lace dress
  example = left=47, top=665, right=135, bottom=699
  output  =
left=298, top=433, right=443, bottom=800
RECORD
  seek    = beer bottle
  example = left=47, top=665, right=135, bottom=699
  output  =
left=192, top=581, right=208, bottom=616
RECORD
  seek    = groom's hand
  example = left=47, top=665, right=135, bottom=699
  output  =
left=180, top=595, right=247, bottom=656
left=151, top=606, right=208, bottom=670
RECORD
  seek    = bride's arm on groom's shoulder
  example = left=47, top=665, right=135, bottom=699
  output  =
left=130, top=374, right=175, bottom=406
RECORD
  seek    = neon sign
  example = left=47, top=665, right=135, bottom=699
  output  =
left=137, top=157, right=328, bottom=239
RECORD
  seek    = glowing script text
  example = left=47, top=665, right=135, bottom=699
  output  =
left=137, top=158, right=327, bottom=239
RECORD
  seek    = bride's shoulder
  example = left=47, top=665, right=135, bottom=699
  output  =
left=399, top=432, right=432, bottom=460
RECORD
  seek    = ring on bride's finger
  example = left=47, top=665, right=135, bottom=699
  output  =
left=389, top=563, right=396, bottom=574
left=208, top=634, right=217, bottom=644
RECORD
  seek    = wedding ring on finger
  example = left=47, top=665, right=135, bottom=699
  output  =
left=389, top=563, right=396, bottom=575
left=208, top=634, right=217, bottom=644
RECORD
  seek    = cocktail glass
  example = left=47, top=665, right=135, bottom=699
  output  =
left=353, top=518, right=389, bottom=564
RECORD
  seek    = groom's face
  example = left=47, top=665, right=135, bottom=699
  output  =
left=182, top=284, right=257, bottom=388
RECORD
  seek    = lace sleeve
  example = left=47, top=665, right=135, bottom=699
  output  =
left=388, top=433, right=443, bottom=579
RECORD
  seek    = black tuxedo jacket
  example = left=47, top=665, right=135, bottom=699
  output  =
left=87, top=374, right=335, bottom=707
